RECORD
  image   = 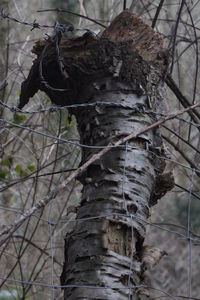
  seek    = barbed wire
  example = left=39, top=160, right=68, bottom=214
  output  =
left=0, top=8, right=107, bottom=31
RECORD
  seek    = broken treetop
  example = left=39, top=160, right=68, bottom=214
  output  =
left=18, top=10, right=168, bottom=109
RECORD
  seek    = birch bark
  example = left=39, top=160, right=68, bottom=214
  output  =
left=19, top=10, right=174, bottom=299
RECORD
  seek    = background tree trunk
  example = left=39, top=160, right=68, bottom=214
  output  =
left=0, top=1, right=8, bottom=107
left=19, top=10, right=174, bottom=299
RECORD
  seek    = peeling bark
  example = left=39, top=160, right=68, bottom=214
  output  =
left=19, top=10, right=174, bottom=299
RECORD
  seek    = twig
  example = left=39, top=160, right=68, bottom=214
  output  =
left=163, top=134, right=200, bottom=176
left=37, top=8, right=107, bottom=28
left=165, top=75, right=200, bottom=122
left=184, top=2, right=199, bottom=142
left=169, top=0, right=186, bottom=74
left=123, top=0, right=127, bottom=10
left=175, top=183, right=200, bottom=202
left=12, top=235, right=62, bottom=266
left=152, top=0, right=165, bottom=29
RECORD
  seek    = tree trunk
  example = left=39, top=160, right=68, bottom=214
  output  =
left=19, top=10, right=174, bottom=299
left=0, top=0, right=9, bottom=115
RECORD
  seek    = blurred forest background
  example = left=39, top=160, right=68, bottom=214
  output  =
left=0, top=0, right=200, bottom=299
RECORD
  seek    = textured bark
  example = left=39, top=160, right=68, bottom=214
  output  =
left=19, top=11, right=174, bottom=299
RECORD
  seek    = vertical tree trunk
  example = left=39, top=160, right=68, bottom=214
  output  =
left=19, top=10, right=174, bottom=299
left=0, top=0, right=9, bottom=115
left=62, top=83, right=168, bottom=300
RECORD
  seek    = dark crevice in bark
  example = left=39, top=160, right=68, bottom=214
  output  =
left=18, top=10, right=174, bottom=299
